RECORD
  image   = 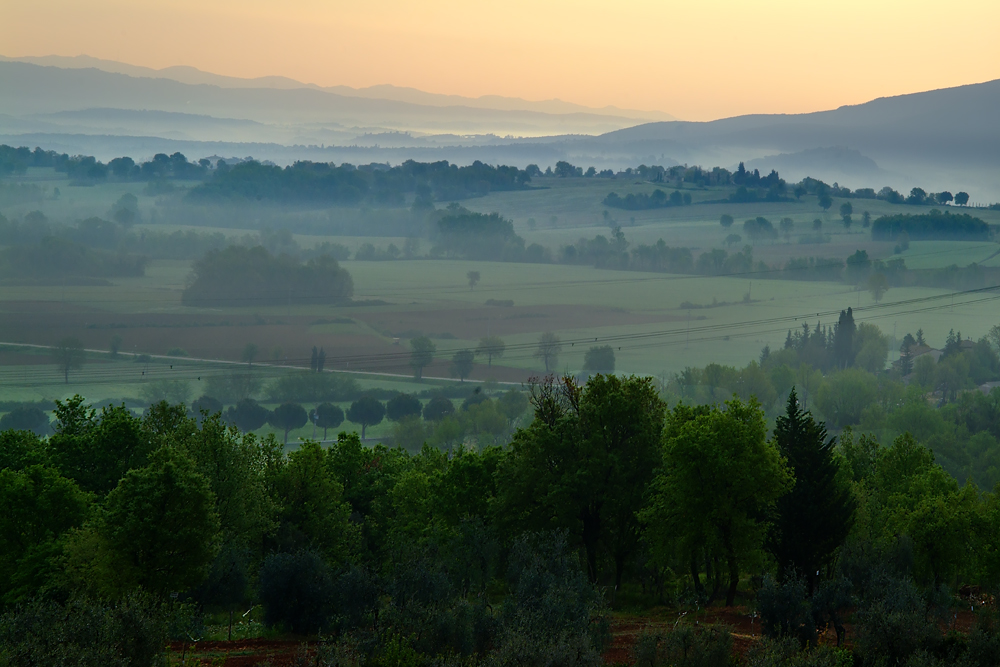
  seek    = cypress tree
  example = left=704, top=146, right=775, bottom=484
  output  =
left=833, top=308, right=856, bottom=368
left=771, top=388, right=855, bottom=593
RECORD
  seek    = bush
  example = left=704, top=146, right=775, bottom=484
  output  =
left=258, top=550, right=336, bottom=634
left=757, top=574, right=815, bottom=645
left=632, top=625, right=732, bottom=667
left=0, top=594, right=167, bottom=667
left=854, top=576, right=938, bottom=666
left=744, top=637, right=852, bottom=667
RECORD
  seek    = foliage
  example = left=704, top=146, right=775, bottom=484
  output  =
left=409, top=336, right=436, bottom=380
left=269, top=402, right=308, bottom=444
left=182, top=245, right=353, bottom=307
left=189, top=158, right=530, bottom=205
left=266, top=371, right=360, bottom=403
left=499, top=375, right=665, bottom=585
left=0, top=406, right=49, bottom=435
left=534, top=332, right=562, bottom=372
left=644, top=397, right=792, bottom=606
left=386, top=393, right=423, bottom=421
left=582, top=345, right=615, bottom=373
left=347, top=396, right=386, bottom=439
left=871, top=210, right=990, bottom=241
left=633, top=625, right=733, bottom=667
left=0, top=594, right=167, bottom=667
left=258, top=550, right=336, bottom=634
left=771, top=390, right=855, bottom=591
left=224, top=398, right=270, bottom=432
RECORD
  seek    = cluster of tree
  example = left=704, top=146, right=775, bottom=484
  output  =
left=181, top=245, right=353, bottom=307
left=871, top=209, right=991, bottom=241
left=673, top=319, right=1000, bottom=489
left=602, top=188, right=693, bottom=210
left=189, top=159, right=532, bottom=206
left=429, top=207, right=548, bottom=262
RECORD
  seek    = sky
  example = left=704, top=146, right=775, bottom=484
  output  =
left=3, top=0, right=999, bottom=121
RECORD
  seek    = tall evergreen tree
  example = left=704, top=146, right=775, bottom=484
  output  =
left=771, top=389, right=855, bottom=593
left=833, top=308, right=856, bottom=369
left=310, top=346, right=318, bottom=372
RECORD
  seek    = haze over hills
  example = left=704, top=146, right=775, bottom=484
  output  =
left=0, top=55, right=676, bottom=122
left=0, top=56, right=998, bottom=198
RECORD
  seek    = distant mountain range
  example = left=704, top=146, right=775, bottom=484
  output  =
left=0, top=56, right=997, bottom=199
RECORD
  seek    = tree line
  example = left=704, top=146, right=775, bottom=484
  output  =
left=188, top=159, right=532, bottom=206
left=7, top=363, right=1000, bottom=665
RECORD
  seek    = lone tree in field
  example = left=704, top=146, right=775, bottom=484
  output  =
left=347, top=396, right=385, bottom=439
left=840, top=202, right=853, bottom=228
left=955, top=191, right=970, bottom=206
left=868, top=272, right=889, bottom=303
left=313, top=402, right=344, bottom=439
left=818, top=193, right=833, bottom=211
left=467, top=270, right=481, bottom=290
left=475, top=336, right=505, bottom=367
left=450, top=349, right=475, bottom=382
left=54, top=337, right=85, bottom=384
left=779, top=217, right=794, bottom=241
left=310, top=346, right=319, bottom=371
left=241, top=343, right=258, bottom=367
left=409, top=336, right=436, bottom=381
left=269, top=402, right=308, bottom=445
left=720, top=214, right=734, bottom=228
left=582, top=345, right=615, bottom=374
left=109, top=334, right=123, bottom=358
left=534, top=332, right=562, bottom=373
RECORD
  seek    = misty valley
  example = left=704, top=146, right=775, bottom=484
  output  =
left=4, top=48, right=1000, bottom=667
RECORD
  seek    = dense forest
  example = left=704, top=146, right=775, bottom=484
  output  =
left=6, top=368, right=1000, bottom=666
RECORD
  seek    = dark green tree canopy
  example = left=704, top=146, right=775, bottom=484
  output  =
left=314, top=402, right=345, bottom=439
left=268, top=403, right=308, bottom=444
left=771, top=389, right=855, bottom=591
left=582, top=345, right=615, bottom=374
left=347, top=396, right=385, bottom=439
left=386, top=393, right=422, bottom=421
left=101, top=447, right=220, bottom=595
left=423, top=396, right=455, bottom=422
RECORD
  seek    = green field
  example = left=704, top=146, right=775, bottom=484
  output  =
left=3, top=168, right=999, bottom=441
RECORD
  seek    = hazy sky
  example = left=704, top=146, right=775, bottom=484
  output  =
left=4, top=0, right=999, bottom=121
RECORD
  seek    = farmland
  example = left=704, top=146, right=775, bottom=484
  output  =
left=2, top=164, right=999, bottom=445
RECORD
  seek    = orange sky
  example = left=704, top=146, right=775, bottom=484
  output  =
left=3, top=0, right=999, bottom=121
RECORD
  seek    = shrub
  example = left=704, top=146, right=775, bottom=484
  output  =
left=258, top=550, right=336, bottom=634
left=632, top=625, right=732, bottom=667
left=0, top=594, right=167, bottom=667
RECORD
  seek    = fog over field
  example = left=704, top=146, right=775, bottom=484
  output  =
left=3, top=2, right=1000, bottom=663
